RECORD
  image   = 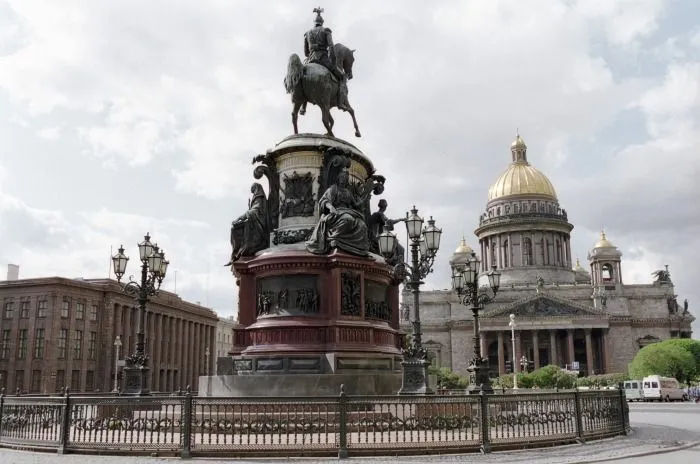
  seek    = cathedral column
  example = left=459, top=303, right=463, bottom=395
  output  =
left=497, top=332, right=505, bottom=374
left=515, top=332, right=522, bottom=372
left=585, top=329, right=594, bottom=375
left=567, top=329, right=575, bottom=367
left=601, top=330, right=610, bottom=374
left=549, top=330, right=558, bottom=367
left=532, top=330, right=540, bottom=369
left=479, top=332, right=488, bottom=360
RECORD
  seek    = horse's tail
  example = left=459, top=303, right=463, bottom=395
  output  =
left=284, top=54, right=304, bottom=95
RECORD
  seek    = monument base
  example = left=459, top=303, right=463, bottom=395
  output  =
left=199, top=372, right=402, bottom=397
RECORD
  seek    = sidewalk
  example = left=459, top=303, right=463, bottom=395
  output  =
left=0, top=424, right=697, bottom=464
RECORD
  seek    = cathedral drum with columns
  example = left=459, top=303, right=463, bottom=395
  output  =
left=402, top=134, right=695, bottom=377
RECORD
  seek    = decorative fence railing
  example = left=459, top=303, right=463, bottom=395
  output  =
left=0, top=387, right=629, bottom=458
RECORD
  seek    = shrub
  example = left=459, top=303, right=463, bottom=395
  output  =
left=629, top=342, right=695, bottom=383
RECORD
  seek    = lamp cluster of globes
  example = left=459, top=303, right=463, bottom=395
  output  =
left=111, top=233, right=170, bottom=284
left=451, top=254, right=502, bottom=297
left=377, top=206, right=443, bottom=261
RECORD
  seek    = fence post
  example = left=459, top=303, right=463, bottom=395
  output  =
left=57, top=388, right=71, bottom=454
left=180, top=385, right=193, bottom=459
left=573, top=389, right=585, bottom=444
left=0, top=388, right=5, bottom=441
left=618, top=382, right=628, bottom=435
left=337, top=384, right=348, bottom=459
left=479, top=391, right=491, bottom=454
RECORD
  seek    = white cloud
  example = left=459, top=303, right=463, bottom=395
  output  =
left=0, top=0, right=697, bottom=328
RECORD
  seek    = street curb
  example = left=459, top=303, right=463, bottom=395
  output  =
left=570, top=439, right=700, bottom=464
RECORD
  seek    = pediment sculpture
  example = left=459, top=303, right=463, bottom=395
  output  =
left=501, top=296, right=592, bottom=317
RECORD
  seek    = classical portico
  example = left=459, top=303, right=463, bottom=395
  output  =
left=479, top=293, right=609, bottom=375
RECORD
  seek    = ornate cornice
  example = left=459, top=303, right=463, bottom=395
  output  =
left=484, top=291, right=604, bottom=318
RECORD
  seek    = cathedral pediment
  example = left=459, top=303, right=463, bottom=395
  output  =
left=485, top=293, right=603, bottom=318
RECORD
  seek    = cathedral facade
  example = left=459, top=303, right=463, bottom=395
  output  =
left=401, top=135, right=694, bottom=377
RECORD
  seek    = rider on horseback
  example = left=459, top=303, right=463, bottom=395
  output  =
left=303, top=8, right=350, bottom=112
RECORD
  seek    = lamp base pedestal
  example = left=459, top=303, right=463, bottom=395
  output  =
left=122, top=365, right=150, bottom=396
left=398, top=358, right=434, bottom=395
left=467, top=358, right=494, bottom=395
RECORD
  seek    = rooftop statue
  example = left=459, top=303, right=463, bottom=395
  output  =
left=284, top=7, right=361, bottom=138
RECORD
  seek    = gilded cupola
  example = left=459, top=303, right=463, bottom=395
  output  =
left=487, top=134, right=558, bottom=202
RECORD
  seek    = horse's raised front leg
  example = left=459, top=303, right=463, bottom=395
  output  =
left=321, top=106, right=334, bottom=137
left=347, top=106, right=361, bottom=138
left=292, top=101, right=303, bottom=134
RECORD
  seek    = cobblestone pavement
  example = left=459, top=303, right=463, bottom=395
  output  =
left=1, top=403, right=698, bottom=464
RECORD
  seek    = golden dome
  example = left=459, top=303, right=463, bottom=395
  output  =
left=454, top=237, right=473, bottom=254
left=594, top=231, right=614, bottom=248
left=573, top=257, right=587, bottom=272
left=511, top=134, right=526, bottom=149
left=487, top=163, right=558, bottom=201
left=487, top=134, right=558, bottom=202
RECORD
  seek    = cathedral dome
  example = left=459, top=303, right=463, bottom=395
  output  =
left=449, top=237, right=474, bottom=268
left=454, top=237, right=473, bottom=254
left=594, top=231, right=614, bottom=248
left=487, top=134, right=558, bottom=202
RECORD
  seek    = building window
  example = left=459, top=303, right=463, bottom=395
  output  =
left=17, top=329, right=28, bottom=359
left=1, top=330, right=11, bottom=359
left=15, top=370, right=24, bottom=393
left=88, top=332, right=97, bottom=360
left=90, top=304, right=98, bottom=321
left=20, top=300, right=30, bottom=318
left=540, top=238, right=546, bottom=265
left=3, top=300, right=14, bottom=319
left=555, top=239, right=562, bottom=265
left=61, top=299, right=70, bottom=318
left=57, top=329, right=68, bottom=359
left=523, top=238, right=533, bottom=265
left=490, top=241, right=497, bottom=268
left=76, top=302, right=85, bottom=320
left=34, top=328, right=45, bottom=359
left=73, top=330, right=83, bottom=359
left=70, top=370, right=81, bottom=392
left=85, top=371, right=94, bottom=391
left=37, top=300, right=47, bottom=318
left=0, top=370, right=7, bottom=390
left=56, top=370, right=65, bottom=392
left=31, top=370, right=42, bottom=393
left=502, top=239, right=509, bottom=267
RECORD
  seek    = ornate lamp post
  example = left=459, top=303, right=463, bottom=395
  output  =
left=450, top=251, right=500, bottom=394
left=378, top=206, right=442, bottom=395
left=112, top=233, right=169, bottom=395
left=509, top=314, right=518, bottom=389
left=112, top=335, right=122, bottom=392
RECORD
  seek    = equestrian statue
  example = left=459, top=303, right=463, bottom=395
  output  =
left=284, top=7, right=361, bottom=138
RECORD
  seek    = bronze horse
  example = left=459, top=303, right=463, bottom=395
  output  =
left=284, top=43, right=361, bottom=138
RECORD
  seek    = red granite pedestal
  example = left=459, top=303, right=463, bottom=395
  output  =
left=214, top=248, right=403, bottom=396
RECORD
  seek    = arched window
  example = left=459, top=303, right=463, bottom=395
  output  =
left=602, top=263, right=613, bottom=281
left=540, top=238, right=546, bottom=265
left=555, top=240, right=561, bottom=264
left=491, top=241, right=498, bottom=268
left=502, top=240, right=509, bottom=267
left=523, top=238, right=533, bottom=265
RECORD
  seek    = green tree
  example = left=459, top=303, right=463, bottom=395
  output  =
left=662, top=339, right=700, bottom=382
left=629, top=342, right=695, bottom=383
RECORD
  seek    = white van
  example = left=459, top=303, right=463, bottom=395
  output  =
left=642, top=375, right=687, bottom=402
left=624, top=380, right=644, bottom=402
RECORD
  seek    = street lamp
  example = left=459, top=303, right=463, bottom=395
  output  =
left=509, top=314, right=518, bottom=389
left=205, top=347, right=211, bottom=376
left=378, top=206, right=442, bottom=395
left=450, top=250, right=501, bottom=394
left=112, top=233, right=169, bottom=395
left=113, top=335, right=122, bottom=392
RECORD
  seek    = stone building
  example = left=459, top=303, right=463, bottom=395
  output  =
left=0, top=271, right=218, bottom=393
left=215, top=315, right=237, bottom=360
left=401, top=135, right=694, bottom=377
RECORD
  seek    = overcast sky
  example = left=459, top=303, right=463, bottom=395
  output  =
left=0, top=0, right=698, bottom=333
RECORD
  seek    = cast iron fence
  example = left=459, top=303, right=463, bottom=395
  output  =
left=0, top=386, right=629, bottom=458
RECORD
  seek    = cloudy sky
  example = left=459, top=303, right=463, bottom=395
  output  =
left=0, top=0, right=698, bottom=332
